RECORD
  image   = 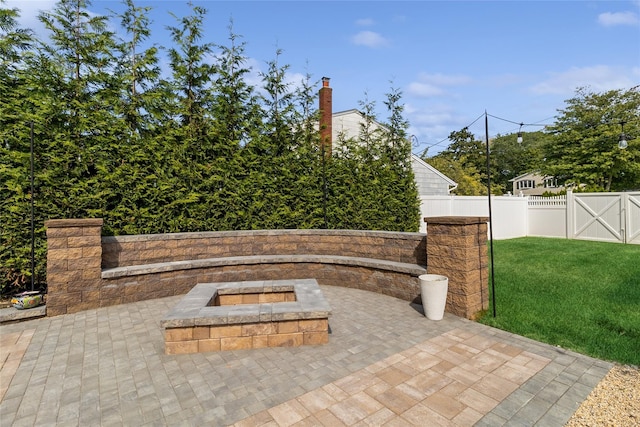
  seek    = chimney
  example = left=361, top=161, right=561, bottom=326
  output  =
left=319, top=77, right=332, bottom=156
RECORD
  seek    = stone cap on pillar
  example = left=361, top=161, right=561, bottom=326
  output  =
left=423, top=216, right=489, bottom=225
left=45, top=218, right=104, bottom=228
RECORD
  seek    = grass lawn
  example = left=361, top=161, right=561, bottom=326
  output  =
left=478, top=237, right=640, bottom=366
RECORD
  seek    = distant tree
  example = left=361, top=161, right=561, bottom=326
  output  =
left=424, top=156, right=485, bottom=196
left=542, top=86, right=640, bottom=191
left=425, top=127, right=490, bottom=195
left=490, top=130, right=548, bottom=193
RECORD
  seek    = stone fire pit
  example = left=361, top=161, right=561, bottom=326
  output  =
left=161, top=279, right=331, bottom=355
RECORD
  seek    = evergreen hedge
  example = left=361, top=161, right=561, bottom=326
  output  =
left=0, top=1, right=420, bottom=295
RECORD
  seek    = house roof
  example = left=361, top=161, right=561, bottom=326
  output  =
left=509, top=171, right=548, bottom=182
left=333, top=109, right=364, bottom=118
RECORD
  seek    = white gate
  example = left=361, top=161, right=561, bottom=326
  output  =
left=568, top=192, right=640, bottom=244
left=626, top=193, right=640, bottom=244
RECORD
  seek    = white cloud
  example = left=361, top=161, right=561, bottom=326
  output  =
left=407, top=82, right=446, bottom=97
left=530, top=65, right=636, bottom=95
left=406, top=73, right=471, bottom=99
left=284, top=71, right=308, bottom=92
left=6, top=0, right=56, bottom=26
left=350, top=31, right=389, bottom=48
left=355, top=18, right=374, bottom=27
left=597, top=11, right=639, bottom=26
left=5, top=0, right=106, bottom=41
left=416, top=72, right=472, bottom=86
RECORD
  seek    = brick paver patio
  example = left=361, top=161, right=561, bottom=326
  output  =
left=0, top=285, right=612, bottom=426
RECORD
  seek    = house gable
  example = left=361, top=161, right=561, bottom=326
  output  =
left=411, top=155, right=457, bottom=195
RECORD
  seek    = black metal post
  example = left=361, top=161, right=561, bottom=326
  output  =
left=485, top=112, right=496, bottom=317
left=30, top=121, right=35, bottom=292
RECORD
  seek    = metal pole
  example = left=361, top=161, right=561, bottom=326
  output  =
left=485, top=112, right=496, bottom=317
left=30, top=121, right=35, bottom=292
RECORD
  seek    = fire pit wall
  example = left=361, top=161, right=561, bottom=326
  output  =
left=160, top=279, right=331, bottom=355
left=44, top=217, right=489, bottom=319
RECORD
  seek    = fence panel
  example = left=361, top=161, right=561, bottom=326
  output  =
left=420, top=192, right=640, bottom=244
left=528, top=196, right=566, bottom=238
left=420, top=195, right=527, bottom=239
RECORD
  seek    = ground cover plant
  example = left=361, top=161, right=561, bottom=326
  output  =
left=479, top=237, right=640, bottom=366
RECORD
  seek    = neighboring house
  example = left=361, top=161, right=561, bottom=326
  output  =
left=509, top=172, right=563, bottom=196
left=410, top=155, right=458, bottom=196
left=319, top=78, right=457, bottom=196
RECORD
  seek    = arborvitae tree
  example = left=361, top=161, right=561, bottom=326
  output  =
left=166, top=3, right=214, bottom=139
left=289, top=71, right=326, bottom=229
left=1, top=0, right=423, bottom=293
left=100, top=0, right=169, bottom=234
left=162, top=3, right=216, bottom=231
left=197, top=20, right=256, bottom=230
left=327, top=89, right=419, bottom=231
left=36, top=0, right=121, bottom=219
left=112, top=0, right=162, bottom=134
left=379, top=86, right=420, bottom=232
left=0, top=1, right=41, bottom=292
left=245, top=49, right=302, bottom=228
left=353, top=96, right=388, bottom=227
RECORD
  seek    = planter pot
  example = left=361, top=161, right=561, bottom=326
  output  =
left=11, top=291, right=44, bottom=310
left=419, top=274, right=448, bottom=320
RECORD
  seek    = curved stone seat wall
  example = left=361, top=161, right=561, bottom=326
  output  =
left=101, top=229, right=427, bottom=269
left=45, top=218, right=489, bottom=319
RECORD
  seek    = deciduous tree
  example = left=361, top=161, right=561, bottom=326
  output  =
left=542, top=86, right=640, bottom=191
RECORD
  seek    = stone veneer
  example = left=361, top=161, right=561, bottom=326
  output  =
left=44, top=217, right=489, bottom=319
left=161, top=279, right=331, bottom=354
left=424, top=216, right=490, bottom=319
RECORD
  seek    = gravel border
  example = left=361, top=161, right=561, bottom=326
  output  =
left=565, top=364, right=640, bottom=426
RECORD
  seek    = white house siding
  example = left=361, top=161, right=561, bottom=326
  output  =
left=332, top=110, right=374, bottom=142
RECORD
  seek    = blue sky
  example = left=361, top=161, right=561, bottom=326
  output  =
left=7, top=0, right=640, bottom=155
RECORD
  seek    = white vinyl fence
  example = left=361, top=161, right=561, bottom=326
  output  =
left=420, top=190, right=640, bottom=244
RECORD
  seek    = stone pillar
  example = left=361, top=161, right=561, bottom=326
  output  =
left=424, top=216, right=489, bottom=319
left=45, top=218, right=103, bottom=316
